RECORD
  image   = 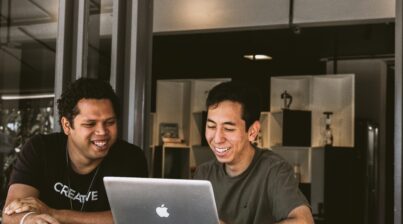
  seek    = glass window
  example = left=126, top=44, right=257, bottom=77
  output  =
left=87, top=0, right=113, bottom=81
left=0, top=0, right=59, bottom=208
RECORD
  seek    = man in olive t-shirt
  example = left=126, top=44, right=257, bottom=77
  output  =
left=194, top=81, right=313, bottom=224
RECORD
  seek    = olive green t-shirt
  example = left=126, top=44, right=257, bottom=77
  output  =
left=193, top=147, right=309, bottom=224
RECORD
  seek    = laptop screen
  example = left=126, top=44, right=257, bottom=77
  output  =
left=103, top=177, right=219, bottom=224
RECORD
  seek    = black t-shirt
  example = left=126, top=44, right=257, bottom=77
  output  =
left=9, top=133, right=148, bottom=212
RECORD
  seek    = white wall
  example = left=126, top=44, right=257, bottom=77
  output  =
left=154, top=0, right=395, bottom=33
left=154, top=0, right=289, bottom=32
left=1, top=0, right=396, bottom=41
left=294, top=0, right=395, bottom=25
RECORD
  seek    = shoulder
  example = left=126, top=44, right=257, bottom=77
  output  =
left=110, top=139, right=144, bottom=155
left=107, top=139, right=147, bottom=164
left=103, top=139, right=148, bottom=176
left=22, top=132, right=66, bottom=154
left=27, top=132, right=65, bottom=144
left=10, top=133, right=66, bottom=187
left=256, top=148, right=292, bottom=169
left=250, top=148, right=295, bottom=180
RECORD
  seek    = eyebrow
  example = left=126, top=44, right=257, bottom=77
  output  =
left=206, top=119, right=215, bottom=124
left=82, top=117, right=117, bottom=122
left=105, top=117, right=117, bottom=121
left=207, top=119, right=236, bottom=126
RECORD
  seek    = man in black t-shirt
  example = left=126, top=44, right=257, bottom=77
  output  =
left=2, top=78, right=148, bottom=224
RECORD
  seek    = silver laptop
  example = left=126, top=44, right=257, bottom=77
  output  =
left=103, top=177, right=219, bottom=224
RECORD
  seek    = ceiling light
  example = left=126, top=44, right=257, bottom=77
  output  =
left=1, top=93, right=55, bottom=100
left=243, top=54, right=272, bottom=61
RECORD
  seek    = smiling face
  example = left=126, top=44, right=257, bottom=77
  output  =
left=205, top=100, right=260, bottom=174
left=61, top=99, right=117, bottom=171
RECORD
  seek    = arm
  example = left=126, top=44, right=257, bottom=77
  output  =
left=3, top=184, right=113, bottom=224
left=275, top=205, right=314, bottom=224
left=2, top=183, right=58, bottom=224
left=50, top=210, right=113, bottom=224
left=218, top=206, right=313, bottom=224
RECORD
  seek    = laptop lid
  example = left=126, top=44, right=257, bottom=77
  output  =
left=103, top=177, right=219, bottom=224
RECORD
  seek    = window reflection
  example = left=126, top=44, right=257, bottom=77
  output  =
left=0, top=0, right=59, bottom=209
left=87, top=0, right=112, bottom=81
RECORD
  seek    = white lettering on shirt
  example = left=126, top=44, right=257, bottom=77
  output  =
left=53, top=182, right=98, bottom=204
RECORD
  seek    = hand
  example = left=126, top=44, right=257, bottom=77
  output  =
left=4, top=197, right=54, bottom=216
left=24, top=213, right=60, bottom=224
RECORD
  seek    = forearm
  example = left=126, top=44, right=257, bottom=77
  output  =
left=275, top=218, right=310, bottom=224
left=275, top=205, right=314, bottom=224
left=51, top=210, right=113, bottom=224
left=3, top=210, right=113, bottom=224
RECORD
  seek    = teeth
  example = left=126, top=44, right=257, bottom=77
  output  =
left=215, top=147, right=229, bottom=153
left=93, top=141, right=107, bottom=147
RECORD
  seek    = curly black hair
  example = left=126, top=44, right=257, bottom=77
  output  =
left=57, top=78, right=120, bottom=128
left=206, top=81, right=261, bottom=130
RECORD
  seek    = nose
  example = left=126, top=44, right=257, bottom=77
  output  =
left=95, top=123, right=108, bottom=135
left=213, top=128, right=225, bottom=144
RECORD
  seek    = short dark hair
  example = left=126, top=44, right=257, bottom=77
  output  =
left=57, top=78, right=120, bottom=128
left=206, top=81, right=261, bottom=129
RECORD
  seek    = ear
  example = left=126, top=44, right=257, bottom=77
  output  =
left=61, top=117, right=72, bottom=135
left=247, top=121, right=261, bottom=142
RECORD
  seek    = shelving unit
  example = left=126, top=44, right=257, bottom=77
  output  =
left=269, top=146, right=325, bottom=214
left=269, top=74, right=355, bottom=148
left=311, top=75, right=355, bottom=147
left=270, top=110, right=312, bottom=147
left=152, top=143, right=190, bottom=179
left=270, top=146, right=313, bottom=183
left=264, top=74, right=355, bottom=214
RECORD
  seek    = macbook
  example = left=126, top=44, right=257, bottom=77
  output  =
left=103, top=176, right=219, bottom=224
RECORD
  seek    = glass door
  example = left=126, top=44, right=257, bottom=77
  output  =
left=87, top=0, right=113, bottom=81
left=0, top=0, right=59, bottom=209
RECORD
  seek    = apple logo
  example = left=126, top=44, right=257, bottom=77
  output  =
left=156, top=204, right=170, bottom=217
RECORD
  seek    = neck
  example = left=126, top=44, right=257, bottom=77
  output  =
left=67, top=145, right=102, bottom=175
left=225, top=144, right=255, bottom=177
left=70, top=160, right=101, bottom=175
